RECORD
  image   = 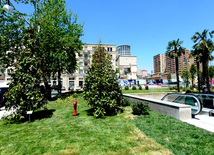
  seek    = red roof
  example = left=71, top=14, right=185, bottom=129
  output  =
left=142, top=70, right=147, bottom=71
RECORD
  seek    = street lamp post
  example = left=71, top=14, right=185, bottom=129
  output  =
left=1, top=0, right=13, bottom=12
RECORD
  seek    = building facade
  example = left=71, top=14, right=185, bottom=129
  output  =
left=154, top=49, right=194, bottom=74
left=153, top=53, right=166, bottom=73
left=116, top=55, right=137, bottom=80
left=116, top=44, right=131, bottom=56
left=2, top=43, right=138, bottom=90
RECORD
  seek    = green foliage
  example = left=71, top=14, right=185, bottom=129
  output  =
left=191, top=29, right=214, bottom=88
left=190, top=64, right=197, bottom=89
left=182, top=71, right=190, bottom=88
left=131, top=102, right=150, bottom=115
left=167, top=73, right=171, bottom=83
left=37, top=0, right=84, bottom=94
left=166, top=38, right=185, bottom=92
left=139, top=85, right=142, bottom=90
left=145, top=85, right=149, bottom=90
left=132, top=86, right=136, bottom=90
left=124, top=86, right=129, bottom=90
left=121, top=98, right=131, bottom=107
left=4, top=50, right=47, bottom=122
left=83, top=44, right=123, bottom=118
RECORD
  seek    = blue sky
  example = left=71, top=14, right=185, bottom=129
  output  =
left=13, top=0, right=214, bottom=73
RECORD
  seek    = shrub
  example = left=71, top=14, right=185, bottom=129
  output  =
left=124, top=86, right=129, bottom=90
left=131, top=102, right=150, bottom=115
left=132, top=86, right=137, bottom=90
left=121, top=98, right=131, bottom=106
left=145, top=85, right=149, bottom=90
left=139, top=85, right=142, bottom=90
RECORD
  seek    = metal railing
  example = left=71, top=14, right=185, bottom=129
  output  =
left=161, top=93, right=203, bottom=115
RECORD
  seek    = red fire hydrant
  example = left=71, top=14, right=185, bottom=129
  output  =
left=73, top=100, right=77, bottom=116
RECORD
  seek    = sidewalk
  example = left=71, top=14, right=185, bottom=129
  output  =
left=182, top=115, right=214, bottom=132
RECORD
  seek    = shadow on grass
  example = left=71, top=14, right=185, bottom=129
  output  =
left=86, top=108, right=124, bottom=118
left=26, top=109, right=56, bottom=122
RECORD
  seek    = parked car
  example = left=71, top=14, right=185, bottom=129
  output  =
left=0, top=82, right=9, bottom=107
left=75, top=86, right=81, bottom=90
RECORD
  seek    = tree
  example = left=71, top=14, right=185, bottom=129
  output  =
left=33, top=0, right=84, bottom=95
left=83, top=44, right=123, bottom=118
left=190, top=64, right=197, bottom=90
left=191, top=29, right=214, bottom=89
left=1, top=0, right=83, bottom=121
left=4, top=50, right=46, bottom=121
left=166, top=39, right=185, bottom=92
left=167, top=73, right=171, bottom=88
left=190, top=49, right=202, bottom=92
left=182, top=71, right=190, bottom=90
left=209, top=66, right=214, bottom=89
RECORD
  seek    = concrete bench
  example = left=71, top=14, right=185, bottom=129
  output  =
left=123, top=93, right=192, bottom=120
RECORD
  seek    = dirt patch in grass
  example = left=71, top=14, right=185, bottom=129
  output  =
left=124, top=106, right=174, bottom=155
left=124, top=106, right=137, bottom=120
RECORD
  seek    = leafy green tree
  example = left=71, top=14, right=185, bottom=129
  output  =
left=182, top=71, right=190, bottom=89
left=209, top=66, right=214, bottom=89
left=36, top=0, right=84, bottom=94
left=191, top=29, right=214, bottom=88
left=5, top=50, right=46, bottom=122
left=166, top=39, right=185, bottom=92
left=1, top=0, right=83, bottom=121
left=83, top=44, right=123, bottom=118
left=167, top=73, right=171, bottom=88
left=0, top=2, right=25, bottom=67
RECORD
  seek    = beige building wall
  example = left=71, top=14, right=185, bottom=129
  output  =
left=116, top=55, right=137, bottom=80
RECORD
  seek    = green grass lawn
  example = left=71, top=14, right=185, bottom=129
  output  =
left=132, top=111, right=214, bottom=155
left=0, top=93, right=213, bottom=154
left=0, top=94, right=171, bottom=154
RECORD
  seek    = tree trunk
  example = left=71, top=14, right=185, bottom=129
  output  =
left=58, top=70, right=61, bottom=95
left=205, top=59, right=210, bottom=88
left=175, top=57, right=180, bottom=92
left=57, top=59, right=61, bottom=95
left=196, top=61, right=201, bottom=92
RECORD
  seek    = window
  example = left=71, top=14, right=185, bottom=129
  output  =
left=84, top=70, right=88, bottom=73
left=79, top=70, right=83, bottom=74
left=79, top=62, right=83, bottom=66
left=84, top=62, right=89, bottom=67
left=84, top=54, right=88, bottom=59
left=69, top=78, right=75, bottom=80
left=79, top=78, right=84, bottom=80
left=107, top=47, right=112, bottom=52
left=92, top=47, right=97, bottom=51
left=69, top=81, right=74, bottom=87
left=79, top=54, right=83, bottom=58
left=84, top=46, right=88, bottom=51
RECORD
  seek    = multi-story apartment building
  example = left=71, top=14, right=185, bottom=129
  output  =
left=154, top=49, right=194, bottom=74
left=153, top=53, right=166, bottom=73
left=60, top=43, right=118, bottom=90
